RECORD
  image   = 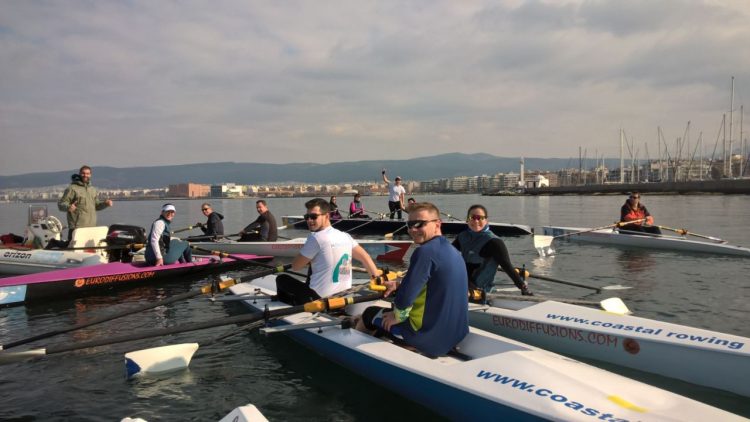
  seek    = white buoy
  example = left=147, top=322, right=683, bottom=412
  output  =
left=124, top=343, right=199, bottom=379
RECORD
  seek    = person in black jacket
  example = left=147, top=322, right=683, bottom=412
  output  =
left=195, top=203, right=224, bottom=241
left=240, top=200, right=278, bottom=242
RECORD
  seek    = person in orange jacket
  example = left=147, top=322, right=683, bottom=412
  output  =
left=619, top=192, right=661, bottom=235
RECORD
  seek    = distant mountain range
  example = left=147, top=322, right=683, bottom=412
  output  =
left=0, top=153, right=623, bottom=189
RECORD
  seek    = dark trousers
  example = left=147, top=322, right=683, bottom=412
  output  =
left=388, top=201, right=403, bottom=220
left=275, top=273, right=320, bottom=305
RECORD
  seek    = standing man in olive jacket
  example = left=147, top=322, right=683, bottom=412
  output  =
left=57, top=165, right=113, bottom=241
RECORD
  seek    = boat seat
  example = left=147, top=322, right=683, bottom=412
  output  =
left=69, top=226, right=109, bottom=258
left=69, top=226, right=109, bottom=248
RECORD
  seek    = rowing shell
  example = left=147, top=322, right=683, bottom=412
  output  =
left=542, top=225, right=750, bottom=257
left=190, top=238, right=413, bottom=262
left=0, top=253, right=270, bottom=307
left=282, top=216, right=532, bottom=236
left=228, top=277, right=742, bottom=421
left=469, top=298, right=750, bottom=398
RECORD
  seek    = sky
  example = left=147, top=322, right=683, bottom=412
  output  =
left=2, top=0, right=750, bottom=176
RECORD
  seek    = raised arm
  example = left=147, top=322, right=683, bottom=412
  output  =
left=382, top=168, right=390, bottom=184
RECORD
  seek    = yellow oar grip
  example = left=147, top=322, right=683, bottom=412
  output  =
left=514, top=268, right=530, bottom=279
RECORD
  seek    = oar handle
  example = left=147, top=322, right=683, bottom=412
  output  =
left=526, top=272, right=602, bottom=293
left=384, top=223, right=408, bottom=239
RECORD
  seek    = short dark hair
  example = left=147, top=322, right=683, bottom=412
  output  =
left=466, top=204, right=488, bottom=219
left=305, top=197, right=330, bottom=213
left=256, top=199, right=267, bottom=206
left=408, top=202, right=439, bottom=218
left=79, top=165, right=92, bottom=173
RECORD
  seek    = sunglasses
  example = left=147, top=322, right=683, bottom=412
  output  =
left=202, top=208, right=210, bottom=211
left=468, top=215, right=487, bottom=221
left=304, top=213, right=322, bottom=220
left=630, top=196, right=640, bottom=199
left=406, top=219, right=439, bottom=229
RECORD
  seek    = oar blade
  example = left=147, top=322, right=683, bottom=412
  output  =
left=219, top=404, right=269, bottom=422
left=600, top=298, right=631, bottom=315
left=600, top=284, right=632, bottom=291
left=0, top=348, right=46, bottom=364
left=125, top=343, right=199, bottom=379
left=533, top=235, right=555, bottom=257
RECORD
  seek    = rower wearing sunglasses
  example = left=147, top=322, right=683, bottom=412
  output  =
left=278, top=198, right=380, bottom=305
left=355, top=202, right=469, bottom=358
left=620, top=192, right=661, bottom=235
left=194, top=202, right=224, bottom=241
left=453, top=204, right=532, bottom=300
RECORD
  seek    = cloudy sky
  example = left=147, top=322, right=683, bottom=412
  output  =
left=2, top=0, right=750, bottom=176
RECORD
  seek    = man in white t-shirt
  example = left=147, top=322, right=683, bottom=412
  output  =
left=382, top=168, right=406, bottom=220
left=278, top=198, right=380, bottom=304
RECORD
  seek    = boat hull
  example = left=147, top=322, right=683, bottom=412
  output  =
left=0, top=254, right=270, bottom=306
left=283, top=216, right=532, bottom=236
left=229, top=278, right=742, bottom=421
left=543, top=226, right=750, bottom=257
left=0, top=247, right=106, bottom=275
left=191, top=238, right=413, bottom=262
left=469, top=300, right=750, bottom=397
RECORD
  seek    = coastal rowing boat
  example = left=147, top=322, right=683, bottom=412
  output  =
left=228, top=277, right=742, bottom=421
left=541, top=225, right=750, bottom=257
left=190, top=238, right=413, bottom=262
left=282, top=216, right=532, bottom=236
left=0, top=253, right=270, bottom=307
left=468, top=297, right=750, bottom=397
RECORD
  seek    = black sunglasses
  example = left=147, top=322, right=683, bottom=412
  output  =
left=202, top=208, right=210, bottom=211
left=304, top=213, right=322, bottom=220
left=406, top=219, right=439, bottom=229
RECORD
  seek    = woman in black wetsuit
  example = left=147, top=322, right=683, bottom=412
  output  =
left=452, top=204, right=532, bottom=299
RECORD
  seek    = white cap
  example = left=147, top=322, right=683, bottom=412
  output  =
left=162, top=204, right=176, bottom=213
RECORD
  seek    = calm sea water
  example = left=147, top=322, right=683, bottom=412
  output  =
left=0, top=194, right=748, bottom=420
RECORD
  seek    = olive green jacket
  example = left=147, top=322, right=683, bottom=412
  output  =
left=57, top=177, right=110, bottom=229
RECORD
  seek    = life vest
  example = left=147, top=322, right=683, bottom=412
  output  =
left=622, top=204, right=653, bottom=226
left=145, top=215, right=171, bottom=262
left=456, top=227, right=498, bottom=292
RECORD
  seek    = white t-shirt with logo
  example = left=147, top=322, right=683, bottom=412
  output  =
left=299, top=226, right=358, bottom=297
left=388, top=184, right=406, bottom=202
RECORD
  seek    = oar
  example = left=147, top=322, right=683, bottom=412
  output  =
left=189, top=246, right=307, bottom=278
left=57, top=243, right=145, bottom=251
left=384, top=224, right=408, bottom=239
left=0, top=263, right=293, bottom=352
left=649, top=225, right=728, bottom=243
left=534, top=219, right=647, bottom=257
left=0, top=291, right=384, bottom=365
left=508, top=267, right=630, bottom=292
left=364, top=210, right=387, bottom=219
left=344, top=217, right=379, bottom=234
left=484, top=293, right=631, bottom=315
left=171, top=225, right=199, bottom=235
left=440, top=211, right=463, bottom=222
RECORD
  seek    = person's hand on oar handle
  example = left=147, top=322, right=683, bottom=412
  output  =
left=369, top=268, right=402, bottom=297
left=513, top=267, right=534, bottom=296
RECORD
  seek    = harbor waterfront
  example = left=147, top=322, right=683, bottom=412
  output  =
left=1, top=194, right=748, bottom=420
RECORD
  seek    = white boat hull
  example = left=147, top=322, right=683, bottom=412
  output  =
left=469, top=299, right=750, bottom=397
left=542, top=226, right=750, bottom=257
left=191, top=238, right=413, bottom=262
left=0, top=247, right=106, bottom=275
left=228, top=278, right=742, bottom=421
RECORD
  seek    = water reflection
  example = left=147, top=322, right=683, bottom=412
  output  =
left=616, top=249, right=657, bottom=273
